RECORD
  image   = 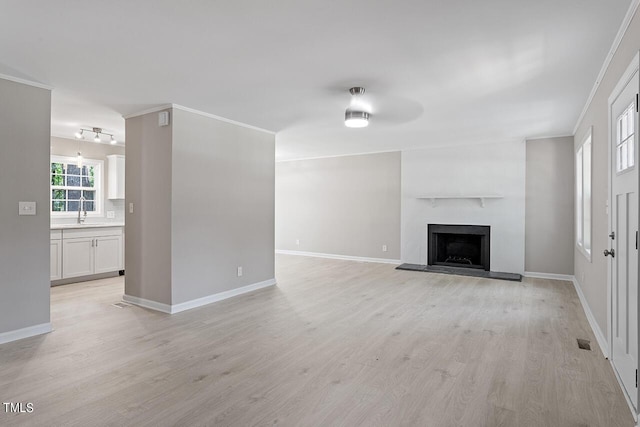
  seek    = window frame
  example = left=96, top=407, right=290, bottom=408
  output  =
left=50, top=155, right=104, bottom=218
left=576, top=128, right=592, bottom=261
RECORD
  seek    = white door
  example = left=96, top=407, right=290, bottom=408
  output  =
left=609, top=67, right=639, bottom=406
left=94, top=235, right=122, bottom=274
left=62, top=237, right=94, bottom=278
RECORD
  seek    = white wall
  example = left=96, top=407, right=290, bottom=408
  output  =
left=401, top=141, right=526, bottom=274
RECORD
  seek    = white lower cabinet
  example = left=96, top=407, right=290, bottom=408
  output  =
left=94, top=235, right=123, bottom=274
left=62, top=237, right=95, bottom=278
left=53, top=227, right=124, bottom=281
left=50, top=231, right=62, bottom=281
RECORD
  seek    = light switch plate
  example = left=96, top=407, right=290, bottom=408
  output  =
left=19, top=201, right=36, bottom=216
left=158, top=111, right=170, bottom=126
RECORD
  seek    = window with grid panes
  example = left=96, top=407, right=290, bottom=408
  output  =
left=50, top=156, right=102, bottom=216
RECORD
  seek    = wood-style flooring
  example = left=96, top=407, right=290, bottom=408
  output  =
left=0, top=255, right=634, bottom=426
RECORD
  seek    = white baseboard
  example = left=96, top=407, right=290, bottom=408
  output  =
left=276, top=249, right=401, bottom=265
left=523, top=271, right=574, bottom=281
left=122, top=294, right=173, bottom=314
left=0, top=322, right=52, bottom=345
left=170, top=278, right=276, bottom=314
left=123, top=278, right=277, bottom=314
left=571, top=277, right=609, bottom=358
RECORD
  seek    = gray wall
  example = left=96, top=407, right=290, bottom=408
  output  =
left=525, top=137, right=575, bottom=275
left=574, top=7, right=640, bottom=334
left=275, top=152, right=401, bottom=260
left=50, top=136, right=126, bottom=224
left=125, top=109, right=173, bottom=305
left=125, top=107, right=275, bottom=307
left=171, top=108, right=275, bottom=304
left=0, top=78, right=51, bottom=334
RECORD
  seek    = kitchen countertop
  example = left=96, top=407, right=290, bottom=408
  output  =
left=51, top=223, right=125, bottom=230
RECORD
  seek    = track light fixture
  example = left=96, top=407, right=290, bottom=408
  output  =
left=75, top=127, right=117, bottom=144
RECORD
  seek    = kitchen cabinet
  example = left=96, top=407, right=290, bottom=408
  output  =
left=54, top=226, right=124, bottom=281
left=107, top=155, right=125, bottom=199
left=50, top=230, right=62, bottom=281
left=94, top=234, right=123, bottom=273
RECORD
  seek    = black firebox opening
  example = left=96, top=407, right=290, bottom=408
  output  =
left=428, top=224, right=490, bottom=271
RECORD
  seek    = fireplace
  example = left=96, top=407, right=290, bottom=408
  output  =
left=428, top=224, right=490, bottom=271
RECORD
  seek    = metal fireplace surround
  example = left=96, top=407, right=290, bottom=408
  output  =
left=427, top=224, right=490, bottom=271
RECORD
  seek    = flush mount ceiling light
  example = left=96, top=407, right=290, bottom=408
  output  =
left=345, top=87, right=370, bottom=128
left=75, top=127, right=117, bottom=144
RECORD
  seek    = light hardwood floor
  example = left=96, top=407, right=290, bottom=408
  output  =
left=0, top=255, right=634, bottom=426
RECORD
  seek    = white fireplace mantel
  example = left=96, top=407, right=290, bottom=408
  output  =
left=416, top=194, right=504, bottom=208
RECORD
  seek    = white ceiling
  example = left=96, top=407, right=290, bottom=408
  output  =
left=0, top=1, right=632, bottom=160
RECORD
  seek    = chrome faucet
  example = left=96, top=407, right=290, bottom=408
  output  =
left=77, top=196, right=87, bottom=224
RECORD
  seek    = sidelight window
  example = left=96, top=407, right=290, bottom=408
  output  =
left=576, top=130, right=592, bottom=259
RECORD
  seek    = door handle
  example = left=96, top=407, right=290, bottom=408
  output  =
left=604, top=249, right=615, bottom=257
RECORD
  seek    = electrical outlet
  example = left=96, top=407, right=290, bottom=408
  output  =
left=296, top=239, right=300, bottom=246
left=237, top=266, right=243, bottom=277
left=106, top=211, right=115, bottom=219
left=382, top=245, right=388, bottom=252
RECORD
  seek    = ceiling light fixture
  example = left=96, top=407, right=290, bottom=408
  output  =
left=345, top=87, right=370, bottom=128
left=75, top=127, right=118, bottom=144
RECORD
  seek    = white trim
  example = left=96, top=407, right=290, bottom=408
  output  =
left=122, top=295, right=172, bottom=313
left=123, top=104, right=275, bottom=135
left=0, top=322, right=52, bottom=345
left=611, top=357, right=640, bottom=423
left=571, top=277, right=609, bottom=359
left=171, top=104, right=275, bottom=135
left=573, top=0, right=640, bottom=134
left=524, top=134, right=574, bottom=142
left=276, top=249, right=401, bottom=265
left=0, top=73, right=53, bottom=90
left=523, top=271, right=574, bottom=281
left=50, top=155, right=104, bottom=218
left=170, top=279, right=277, bottom=314
left=277, top=149, right=400, bottom=163
left=123, top=278, right=277, bottom=314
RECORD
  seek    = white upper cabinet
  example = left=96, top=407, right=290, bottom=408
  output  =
left=107, top=155, right=125, bottom=199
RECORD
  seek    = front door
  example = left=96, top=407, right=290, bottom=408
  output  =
left=610, top=66, right=639, bottom=407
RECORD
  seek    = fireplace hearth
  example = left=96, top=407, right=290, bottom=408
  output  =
left=428, top=224, right=490, bottom=271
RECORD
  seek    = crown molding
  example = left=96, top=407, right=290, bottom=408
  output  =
left=123, top=103, right=275, bottom=135
left=0, top=73, right=53, bottom=90
left=171, top=104, right=275, bottom=135
left=276, top=149, right=400, bottom=163
left=122, top=104, right=173, bottom=119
